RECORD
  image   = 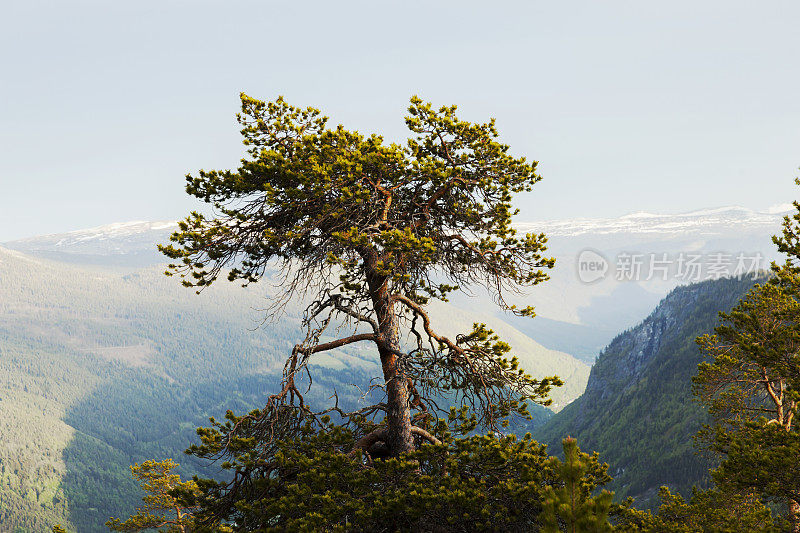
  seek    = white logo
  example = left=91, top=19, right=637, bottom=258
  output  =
left=577, top=249, right=609, bottom=283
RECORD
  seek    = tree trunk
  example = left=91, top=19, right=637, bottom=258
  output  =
left=790, top=499, right=800, bottom=533
left=366, top=258, right=414, bottom=456
left=379, top=309, right=414, bottom=456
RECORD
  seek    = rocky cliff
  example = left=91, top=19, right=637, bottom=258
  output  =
left=535, top=275, right=761, bottom=505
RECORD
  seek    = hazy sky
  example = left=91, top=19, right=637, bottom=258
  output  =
left=1, top=1, right=799, bottom=241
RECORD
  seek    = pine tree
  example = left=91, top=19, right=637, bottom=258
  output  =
left=159, top=94, right=558, bottom=461
left=540, top=437, right=614, bottom=533
left=105, top=459, right=199, bottom=533
left=694, top=281, right=800, bottom=531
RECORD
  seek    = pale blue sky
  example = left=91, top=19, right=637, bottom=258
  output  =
left=1, top=1, right=799, bottom=241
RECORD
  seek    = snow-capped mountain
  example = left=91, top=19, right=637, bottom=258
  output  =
left=4, top=221, right=179, bottom=266
left=517, top=205, right=792, bottom=238
left=7, top=220, right=177, bottom=253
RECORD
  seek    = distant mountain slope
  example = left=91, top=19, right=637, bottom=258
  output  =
left=534, top=276, right=760, bottom=506
left=0, top=246, right=583, bottom=531
left=4, top=221, right=177, bottom=267
left=425, top=300, right=589, bottom=411
left=4, top=206, right=787, bottom=359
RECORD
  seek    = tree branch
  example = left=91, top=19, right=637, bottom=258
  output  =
left=295, top=333, right=377, bottom=356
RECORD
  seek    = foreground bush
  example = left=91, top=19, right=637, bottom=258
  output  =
left=164, top=413, right=615, bottom=532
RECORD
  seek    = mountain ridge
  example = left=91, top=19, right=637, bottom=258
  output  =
left=4, top=205, right=790, bottom=255
left=516, top=205, right=791, bottom=237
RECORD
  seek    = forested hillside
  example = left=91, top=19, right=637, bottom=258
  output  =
left=0, top=246, right=582, bottom=531
left=535, top=276, right=760, bottom=507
